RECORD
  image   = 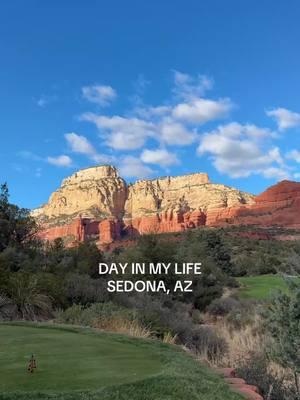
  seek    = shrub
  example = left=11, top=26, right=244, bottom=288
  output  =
left=185, top=326, right=228, bottom=363
left=64, top=273, right=109, bottom=305
left=1, top=272, right=52, bottom=320
left=191, top=308, right=203, bottom=324
left=55, top=302, right=134, bottom=325
left=207, top=296, right=240, bottom=317
left=54, top=302, right=151, bottom=338
left=226, top=301, right=256, bottom=330
left=54, top=304, right=87, bottom=325
left=263, top=280, right=300, bottom=397
left=237, top=353, right=295, bottom=400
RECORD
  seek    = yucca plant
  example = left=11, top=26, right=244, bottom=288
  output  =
left=4, top=273, right=52, bottom=320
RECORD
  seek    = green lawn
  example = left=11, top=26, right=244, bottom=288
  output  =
left=237, top=274, right=290, bottom=299
left=0, top=323, right=243, bottom=400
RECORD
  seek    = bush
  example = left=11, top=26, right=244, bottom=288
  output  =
left=263, top=280, right=300, bottom=397
left=237, top=353, right=295, bottom=400
left=207, top=297, right=240, bottom=317
left=54, top=302, right=150, bottom=338
left=64, top=273, right=109, bottom=305
left=191, top=308, right=203, bottom=324
left=226, top=301, right=256, bottom=329
left=185, top=326, right=228, bottom=363
left=55, top=302, right=135, bottom=326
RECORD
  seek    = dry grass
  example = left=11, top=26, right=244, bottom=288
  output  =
left=195, top=315, right=298, bottom=396
left=162, top=331, right=178, bottom=344
left=215, top=316, right=266, bottom=367
left=92, top=316, right=152, bottom=338
left=195, top=315, right=266, bottom=368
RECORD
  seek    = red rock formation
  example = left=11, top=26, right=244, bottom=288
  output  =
left=37, top=181, right=300, bottom=245
left=209, top=180, right=300, bottom=228
left=38, top=217, right=84, bottom=243
left=37, top=216, right=99, bottom=244
left=127, top=209, right=206, bottom=235
left=98, top=218, right=122, bottom=244
left=184, top=209, right=207, bottom=228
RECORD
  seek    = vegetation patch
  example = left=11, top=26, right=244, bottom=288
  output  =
left=0, top=323, right=243, bottom=400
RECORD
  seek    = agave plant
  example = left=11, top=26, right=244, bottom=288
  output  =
left=4, top=273, right=52, bottom=320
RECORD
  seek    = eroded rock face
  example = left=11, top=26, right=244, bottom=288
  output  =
left=33, top=165, right=255, bottom=244
left=33, top=165, right=127, bottom=225
left=124, top=173, right=253, bottom=219
left=98, top=219, right=122, bottom=244
left=37, top=217, right=99, bottom=246
left=127, top=209, right=207, bottom=235
left=210, top=180, right=300, bottom=228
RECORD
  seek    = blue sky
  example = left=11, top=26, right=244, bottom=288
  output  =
left=1, top=0, right=300, bottom=209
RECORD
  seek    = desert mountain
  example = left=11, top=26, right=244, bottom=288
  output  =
left=33, top=165, right=255, bottom=244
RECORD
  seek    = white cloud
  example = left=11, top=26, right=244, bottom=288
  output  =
left=80, top=72, right=234, bottom=153
left=160, top=119, right=197, bottom=145
left=65, top=132, right=95, bottom=155
left=82, top=85, right=116, bottom=106
left=118, top=156, right=154, bottom=179
left=76, top=72, right=294, bottom=183
left=47, top=155, right=72, bottom=167
left=268, top=147, right=285, bottom=166
left=286, top=149, right=300, bottom=163
left=200, top=122, right=275, bottom=140
left=173, top=98, right=233, bottom=124
left=266, top=107, right=300, bottom=131
left=198, top=123, right=286, bottom=179
left=134, top=105, right=171, bottom=119
left=25, top=72, right=300, bottom=185
left=243, top=124, right=277, bottom=139
left=65, top=132, right=113, bottom=164
left=141, top=148, right=179, bottom=167
left=262, top=167, right=289, bottom=180
left=81, top=113, right=156, bottom=150
left=173, top=70, right=214, bottom=100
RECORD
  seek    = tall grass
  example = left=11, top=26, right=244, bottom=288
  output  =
left=54, top=302, right=151, bottom=338
left=92, top=315, right=151, bottom=338
left=214, top=316, right=266, bottom=367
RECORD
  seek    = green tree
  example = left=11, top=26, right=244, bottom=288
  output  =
left=204, top=230, right=233, bottom=274
left=264, top=280, right=300, bottom=397
left=0, top=183, right=37, bottom=252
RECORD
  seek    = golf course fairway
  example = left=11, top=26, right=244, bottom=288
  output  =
left=0, top=323, right=243, bottom=400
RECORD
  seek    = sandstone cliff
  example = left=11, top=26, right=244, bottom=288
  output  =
left=125, top=174, right=254, bottom=219
left=123, top=173, right=254, bottom=235
left=33, top=165, right=127, bottom=225
left=33, top=165, right=255, bottom=244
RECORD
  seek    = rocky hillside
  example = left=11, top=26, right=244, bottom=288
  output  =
left=212, top=180, right=300, bottom=228
left=33, top=165, right=255, bottom=244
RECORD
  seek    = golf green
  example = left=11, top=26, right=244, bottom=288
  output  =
left=237, top=274, right=289, bottom=299
left=0, top=324, right=163, bottom=392
left=0, top=323, right=243, bottom=400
